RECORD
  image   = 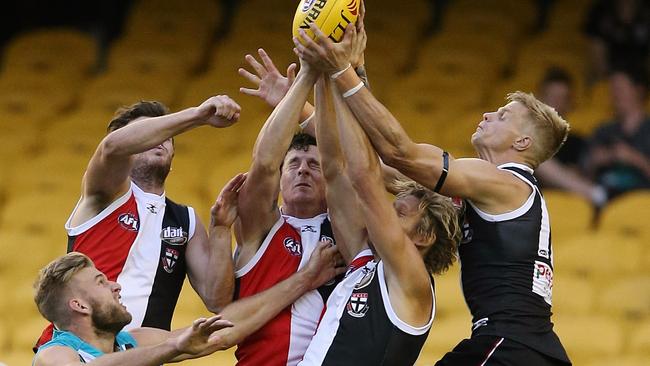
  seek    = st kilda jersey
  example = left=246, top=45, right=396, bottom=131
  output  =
left=459, top=163, right=570, bottom=363
left=233, top=212, right=341, bottom=366
left=66, top=182, right=195, bottom=330
left=299, top=251, right=433, bottom=366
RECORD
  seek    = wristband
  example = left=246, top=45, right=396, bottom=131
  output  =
left=330, top=63, right=351, bottom=79
left=342, top=81, right=365, bottom=98
left=433, top=151, right=449, bottom=193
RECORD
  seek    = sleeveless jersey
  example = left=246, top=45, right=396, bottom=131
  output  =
left=299, top=252, right=433, bottom=366
left=233, top=213, right=339, bottom=366
left=35, top=329, right=137, bottom=363
left=459, top=163, right=570, bottom=363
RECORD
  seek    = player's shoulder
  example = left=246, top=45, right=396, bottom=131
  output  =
left=34, top=345, right=80, bottom=366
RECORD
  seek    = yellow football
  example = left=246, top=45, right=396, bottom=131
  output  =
left=292, top=0, right=360, bottom=42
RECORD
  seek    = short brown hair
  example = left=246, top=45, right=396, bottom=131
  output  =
left=394, top=180, right=461, bottom=275
left=34, top=252, right=93, bottom=327
left=507, top=91, right=570, bottom=168
left=107, top=101, right=169, bottom=133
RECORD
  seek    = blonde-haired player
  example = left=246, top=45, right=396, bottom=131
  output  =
left=295, top=15, right=572, bottom=366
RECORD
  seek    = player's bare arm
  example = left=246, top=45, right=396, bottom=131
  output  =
left=314, top=77, right=366, bottom=263
left=34, top=316, right=233, bottom=366
left=211, top=242, right=344, bottom=349
left=73, top=96, right=241, bottom=226
left=296, top=23, right=530, bottom=213
left=235, top=54, right=320, bottom=267
left=326, top=73, right=432, bottom=327
left=186, top=173, right=246, bottom=312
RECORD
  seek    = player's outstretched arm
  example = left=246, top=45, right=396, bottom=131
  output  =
left=296, top=23, right=524, bottom=208
left=328, top=77, right=433, bottom=327
left=209, top=242, right=345, bottom=349
left=235, top=56, right=319, bottom=256
left=33, top=316, right=234, bottom=366
left=79, top=96, right=241, bottom=215
left=186, top=173, right=246, bottom=313
left=314, top=77, right=366, bottom=262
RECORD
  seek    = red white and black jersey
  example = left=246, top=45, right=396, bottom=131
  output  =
left=459, top=163, right=570, bottom=363
left=67, top=182, right=195, bottom=329
left=34, top=182, right=195, bottom=351
left=233, top=212, right=339, bottom=366
left=299, top=251, right=434, bottom=366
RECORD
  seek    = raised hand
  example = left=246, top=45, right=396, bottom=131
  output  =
left=210, top=172, right=247, bottom=228
left=196, top=95, right=241, bottom=128
left=173, top=315, right=234, bottom=355
left=293, top=22, right=357, bottom=75
left=301, top=241, right=346, bottom=290
left=239, top=48, right=298, bottom=108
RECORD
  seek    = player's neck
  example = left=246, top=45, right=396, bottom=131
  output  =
left=282, top=201, right=327, bottom=219
left=131, top=177, right=165, bottom=195
left=67, top=323, right=117, bottom=354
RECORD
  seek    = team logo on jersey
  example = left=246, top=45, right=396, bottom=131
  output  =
left=354, top=265, right=375, bottom=289
left=118, top=213, right=139, bottom=231
left=146, top=203, right=158, bottom=214
left=347, top=292, right=369, bottom=318
left=319, top=235, right=334, bottom=245
left=161, top=226, right=188, bottom=246
left=283, top=237, right=302, bottom=256
left=301, top=225, right=317, bottom=233
left=162, top=247, right=180, bottom=273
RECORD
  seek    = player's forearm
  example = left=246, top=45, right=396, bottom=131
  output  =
left=315, top=77, right=346, bottom=179
left=214, top=270, right=313, bottom=349
left=200, top=225, right=235, bottom=312
left=251, top=71, right=319, bottom=170
left=333, top=68, right=415, bottom=167
left=330, top=79, right=381, bottom=181
left=87, top=339, right=181, bottom=366
left=101, top=107, right=204, bottom=157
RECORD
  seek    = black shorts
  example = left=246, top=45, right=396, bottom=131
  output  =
left=435, top=336, right=572, bottom=366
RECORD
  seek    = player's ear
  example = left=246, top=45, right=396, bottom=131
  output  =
left=69, top=298, right=91, bottom=315
left=513, top=135, right=532, bottom=151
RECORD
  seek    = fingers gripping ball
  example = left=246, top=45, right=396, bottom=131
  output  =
left=293, top=0, right=359, bottom=42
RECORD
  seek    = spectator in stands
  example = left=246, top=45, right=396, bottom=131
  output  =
left=584, top=0, right=650, bottom=83
left=584, top=68, right=650, bottom=200
left=535, top=67, right=608, bottom=206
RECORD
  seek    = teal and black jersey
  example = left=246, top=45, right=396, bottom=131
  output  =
left=35, top=329, right=137, bottom=363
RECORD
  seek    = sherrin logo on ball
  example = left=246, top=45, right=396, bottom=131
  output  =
left=293, top=0, right=359, bottom=43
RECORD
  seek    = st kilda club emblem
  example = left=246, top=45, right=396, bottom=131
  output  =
left=162, top=247, right=179, bottom=273
left=347, top=292, right=369, bottom=318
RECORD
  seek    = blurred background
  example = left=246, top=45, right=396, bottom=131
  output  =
left=0, top=0, right=649, bottom=364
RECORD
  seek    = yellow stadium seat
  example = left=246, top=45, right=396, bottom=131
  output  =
left=2, top=28, right=96, bottom=83
left=629, top=320, right=650, bottom=356
left=551, top=273, right=596, bottom=314
left=586, top=356, right=650, bottom=366
left=553, top=314, right=624, bottom=360
left=80, top=72, right=178, bottom=114
left=599, top=191, right=650, bottom=240
left=419, top=314, right=472, bottom=362
left=566, top=105, right=611, bottom=136
left=432, top=266, right=467, bottom=318
left=597, top=275, right=650, bottom=319
left=543, top=190, right=594, bottom=240
left=553, top=233, right=643, bottom=277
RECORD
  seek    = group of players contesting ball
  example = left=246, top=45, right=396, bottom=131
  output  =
left=31, top=1, right=572, bottom=365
